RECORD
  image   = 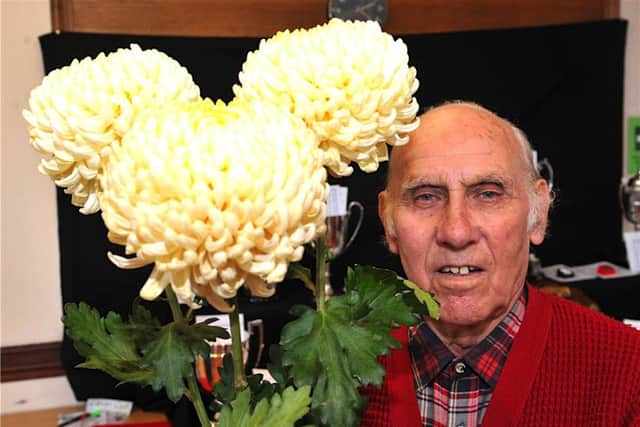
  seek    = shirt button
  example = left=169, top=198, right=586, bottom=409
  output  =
left=454, top=361, right=466, bottom=375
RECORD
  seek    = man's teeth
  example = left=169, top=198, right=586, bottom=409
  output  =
left=440, top=266, right=478, bottom=275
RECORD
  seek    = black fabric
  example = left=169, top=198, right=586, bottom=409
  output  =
left=39, top=19, right=634, bottom=415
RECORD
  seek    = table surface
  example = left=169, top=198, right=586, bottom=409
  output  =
left=0, top=405, right=169, bottom=427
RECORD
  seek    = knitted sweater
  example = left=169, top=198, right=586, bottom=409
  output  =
left=360, top=285, right=640, bottom=427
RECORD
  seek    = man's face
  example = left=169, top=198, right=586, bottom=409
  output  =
left=380, top=105, right=549, bottom=331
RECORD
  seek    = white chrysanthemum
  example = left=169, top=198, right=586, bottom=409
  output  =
left=23, top=44, right=201, bottom=214
left=233, top=18, right=420, bottom=176
left=101, top=99, right=327, bottom=312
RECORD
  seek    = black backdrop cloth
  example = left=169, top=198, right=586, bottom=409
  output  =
left=39, top=19, right=635, bottom=414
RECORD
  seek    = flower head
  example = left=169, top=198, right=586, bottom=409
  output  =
left=233, top=18, right=420, bottom=176
left=23, top=44, right=201, bottom=214
left=101, top=99, right=327, bottom=311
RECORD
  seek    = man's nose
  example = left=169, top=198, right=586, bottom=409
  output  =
left=435, top=198, right=477, bottom=249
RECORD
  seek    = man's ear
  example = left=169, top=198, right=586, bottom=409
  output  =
left=378, top=190, right=399, bottom=253
left=529, top=179, right=551, bottom=245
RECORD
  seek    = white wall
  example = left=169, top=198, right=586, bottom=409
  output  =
left=2, top=0, right=61, bottom=348
left=1, top=0, right=639, bottom=414
left=623, top=0, right=640, bottom=147
left=1, top=0, right=79, bottom=413
left=622, top=0, right=639, bottom=232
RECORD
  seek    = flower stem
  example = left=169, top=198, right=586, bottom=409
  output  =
left=166, top=287, right=183, bottom=320
left=315, top=234, right=327, bottom=312
left=186, top=373, right=212, bottom=427
left=229, top=297, right=248, bottom=390
left=165, top=287, right=211, bottom=427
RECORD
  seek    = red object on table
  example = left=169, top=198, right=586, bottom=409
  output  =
left=597, top=264, right=617, bottom=276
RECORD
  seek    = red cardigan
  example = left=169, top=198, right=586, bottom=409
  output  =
left=360, top=285, right=640, bottom=426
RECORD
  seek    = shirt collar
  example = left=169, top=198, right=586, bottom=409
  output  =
left=409, top=287, right=527, bottom=389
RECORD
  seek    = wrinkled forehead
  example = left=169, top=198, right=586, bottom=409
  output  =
left=388, top=104, right=524, bottom=188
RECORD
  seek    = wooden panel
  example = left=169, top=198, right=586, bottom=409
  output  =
left=51, top=0, right=328, bottom=37
left=386, top=0, right=620, bottom=34
left=51, top=0, right=619, bottom=37
left=1, top=341, right=64, bottom=382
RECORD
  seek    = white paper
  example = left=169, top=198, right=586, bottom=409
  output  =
left=57, top=410, right=108, bottom=427
left=85, top=398, right=132, bottom=422
left=327, top=185, right=348, bottom=217
left=624, top=231, right=640, bottom=272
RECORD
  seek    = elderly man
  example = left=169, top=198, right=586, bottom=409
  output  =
left=360, top=102, right=640, bottom=427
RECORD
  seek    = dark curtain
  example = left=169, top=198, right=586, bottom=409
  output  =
left=39, top=18, right=636, bottom=418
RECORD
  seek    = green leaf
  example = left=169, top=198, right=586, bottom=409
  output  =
left=211, top=353, right=280, bottom=414
left=128, top=300, right=162, bottom=349
left=175, top=317, right=229, bottom=358
left=280, top=265, right=427, bottom=427
left=286, top=262, right=316, bottom=295
left=141, top=324, right=194, bottom=402
left=402, top=279, right=440, bottom=320
left=64, top=301, right=232, bottom=404
left=211, top=353, right=237, bottom=410
left=266, top=344, right=294, bottom=389
left=217, top=386, right=311, bottom=427
left=63, top=303, right=153, bottom=384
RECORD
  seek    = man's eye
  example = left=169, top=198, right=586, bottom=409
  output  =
left=415, top=193, right=436, bottom=202
left=479, top=190, right=499, bottom=200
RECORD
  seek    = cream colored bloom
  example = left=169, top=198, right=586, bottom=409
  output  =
left=101, top=99, right=327, bottom=311
left=23, top=44, right=201, bottom=214
left=233, top=18, right=420, bottom=176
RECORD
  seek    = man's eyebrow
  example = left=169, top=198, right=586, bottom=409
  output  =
left=400, top=178, right=446, bottom=193
left=463, top=174, right=512, bottom=189
left=399, top=174, right=513, bottom=193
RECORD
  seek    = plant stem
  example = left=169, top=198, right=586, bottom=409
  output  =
left=165, top=287, right=211, bottom=427
left=166, top=287, right=183, bottom=320
left=229, top=297, right=248, bottom=390
left=315, top=234, right=327, bottom=312
left=186, top=373, right=212, bottom=427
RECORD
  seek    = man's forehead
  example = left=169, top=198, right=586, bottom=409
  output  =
left=388, top=104, right=522, bottom=183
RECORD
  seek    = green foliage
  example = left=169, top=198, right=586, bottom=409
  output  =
left=211, top=353, right=279, bottom=414
left=266, top=344, right=295, bottom=389
left=402, top=278, right=440, bottom=320
left=62, top=301, right=228, bottom=403
left=217, top=386, right=312, bottom=427
left=177, top=316, right=230, bottom=359
left=62, top=266, right=438, bottom=426
left=279, top=265, right=439, bottom=427
left=63, top=302, right=154, bottom=384
left=286, top=262, right=316, bottom=295
left=128, top=299, right=162, bottom=348
left=141, top=324, right=194, bottom=402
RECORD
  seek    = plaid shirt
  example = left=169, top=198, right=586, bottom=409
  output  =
left=408, top=291, right=526, bottom=427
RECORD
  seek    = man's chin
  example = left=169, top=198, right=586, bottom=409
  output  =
left=435, top=312, right=486, bottom=327
left=432, top=300, right=490, bottom=327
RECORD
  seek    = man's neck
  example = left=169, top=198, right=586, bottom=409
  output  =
left=424, top=284, right=527, bottom=357
left=425, top=316, right=506, bottom=357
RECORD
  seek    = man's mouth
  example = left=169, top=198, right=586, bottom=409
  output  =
left=438, top=266, right=482, bottom=276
